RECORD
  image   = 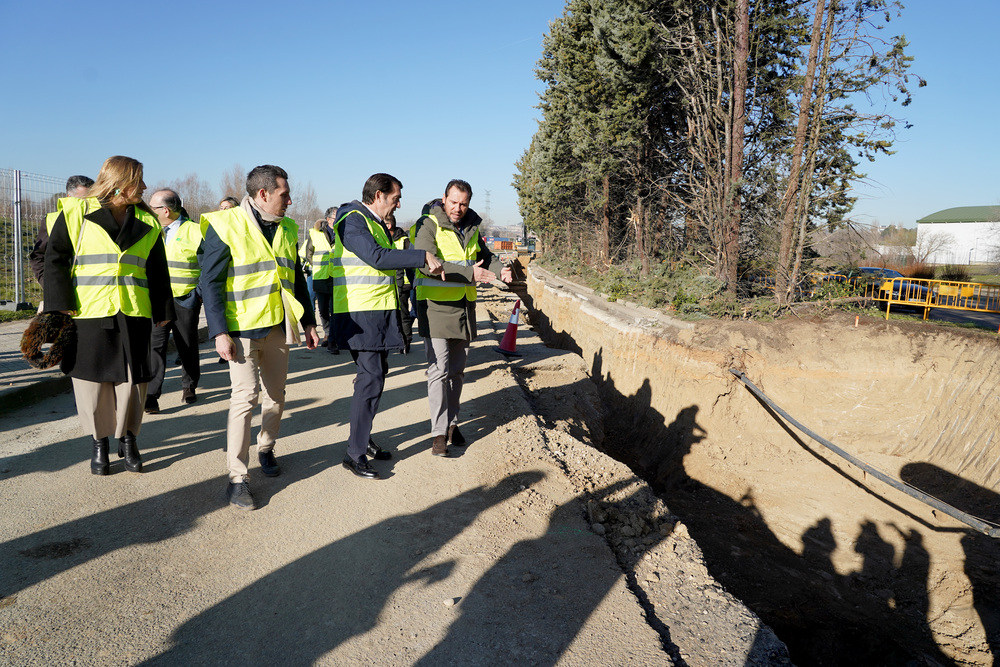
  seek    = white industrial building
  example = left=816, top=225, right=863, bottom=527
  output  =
left=915, top=206, right=1000, bottom=265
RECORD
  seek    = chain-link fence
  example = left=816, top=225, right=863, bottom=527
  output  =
left=0, top=169, right=64, bottom=309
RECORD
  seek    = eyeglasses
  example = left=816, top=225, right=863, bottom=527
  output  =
left=150, top=205, right=168, bottom=211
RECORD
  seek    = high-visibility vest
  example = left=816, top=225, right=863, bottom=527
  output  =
left=45, top=211, right=58, bottom=234
left=414, top=216, right=479, bottom=302
left=60, top=197, right=160, bottom=319
left=331, top=210, right=397, bottom=313
left=309, top=228, right=333, bottom=280
left=392, top=233, right=410, bottom=285
left=165, top=218, right=203, bottom=297
left=200, top=207, right=304, bottom=331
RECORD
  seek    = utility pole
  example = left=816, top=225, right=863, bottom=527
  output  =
left=483, top=190, right=492, bottom=228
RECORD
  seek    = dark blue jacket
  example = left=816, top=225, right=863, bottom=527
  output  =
left=330, top=201, right=426, bottom=351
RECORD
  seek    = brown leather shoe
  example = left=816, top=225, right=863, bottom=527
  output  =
left=431, top=435, right=449, bottom=457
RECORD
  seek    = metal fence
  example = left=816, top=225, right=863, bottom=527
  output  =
left=0, top=169, right=64, bottom=308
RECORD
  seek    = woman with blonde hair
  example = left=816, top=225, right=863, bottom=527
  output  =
left=218, top=196, right=240, bottom=210
left=43, top=155, right=174, bottom=475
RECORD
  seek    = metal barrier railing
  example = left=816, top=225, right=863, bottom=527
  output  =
left=849, top=277, right=1000, bottom=320
left=753, top=272, right=1000, bottom=321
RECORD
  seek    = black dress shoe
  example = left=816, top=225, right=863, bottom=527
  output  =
left=144, top=396, right=160, bottom=414
left=259, top=450, right=280, bottom=477
left=117, top=433, right=143, bottom=473
left=342, top=455, right=379, bottom=479
left=227, top=479, right=256, bottom=510
left=448, top=424, right=467, bottom=446
left=91, top=437, right=109, bottom=476
left=367, top=438, right=392, bottom=460
left=182, top=387, right=197, bottom=404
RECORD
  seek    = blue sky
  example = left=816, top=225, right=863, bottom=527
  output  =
left=1, top=1, right=995, bottom=230
left=847, top=0, right=1000, bottom=227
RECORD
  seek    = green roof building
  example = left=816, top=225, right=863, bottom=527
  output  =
left=916, top=206, right=1000, bottom=224
left=915, top=206, right=1000, bottom=264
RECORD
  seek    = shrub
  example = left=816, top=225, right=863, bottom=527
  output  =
left=902, top=262, right=935, bottom=279
left=939, top=264, right=970, bottom=282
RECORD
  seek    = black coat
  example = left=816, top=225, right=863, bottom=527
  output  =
left=43, top=204, right=175, bottom=383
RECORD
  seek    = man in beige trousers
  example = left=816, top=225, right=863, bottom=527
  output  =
left=200, top=165, right=319, bottom=510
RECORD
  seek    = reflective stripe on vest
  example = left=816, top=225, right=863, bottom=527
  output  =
left=414, top=216, right=479, bottom=302
left=165, top=219, right=203, bottom=297
left=200, top=207, right=303, bottom=331
left=331, top=210, right=396, bottom=313
left=60, top=196, right=159, bottom=319
left=309, top=228, right=333, bottom=279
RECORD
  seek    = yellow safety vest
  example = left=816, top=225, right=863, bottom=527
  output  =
left=200, top=207, right=304, bottom=331
left=309, top=228, right=333, bottom=280
left=165, top=218, right=203, bottom=297
left=414, top=216, right=479, bottom=302
left=392, top=233, right=410, bottom=285
left=46, top=211, right=59, bottom=234
left=60, top=197, right=160, bottom=319
left=331, top=209, right=397, bottom=313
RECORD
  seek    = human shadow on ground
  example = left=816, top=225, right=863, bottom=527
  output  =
left=141, top=471, right=546, bottom=665
left=582, top=345, right=954, bottom=666
left=902, top=462, right=1000, bottom=662
left=415, top=478, right=684, bottom=666
left=0, top=447, right=340, bottom=598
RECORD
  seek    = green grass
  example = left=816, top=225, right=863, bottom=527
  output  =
left=0, top=309, right=37, bottom=323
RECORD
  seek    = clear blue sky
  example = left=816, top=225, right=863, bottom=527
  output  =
left=2, top=1, right=995, bottom=230
left=847, top=0, right=1000, bottom=228
left=1, top=0, right=566, bottom=228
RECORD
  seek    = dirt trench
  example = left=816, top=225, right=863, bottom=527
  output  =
left=518, top=266, right=1000, bottom=667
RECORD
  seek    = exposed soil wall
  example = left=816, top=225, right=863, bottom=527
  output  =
left=525, top=266, right=1000, bottom=666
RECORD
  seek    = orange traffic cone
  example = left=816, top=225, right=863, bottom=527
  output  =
left=495, top=299, right=522, bottom=357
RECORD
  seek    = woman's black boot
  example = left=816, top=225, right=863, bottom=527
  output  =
left=91, top=437, right=109, bottom=475
left=118, top=432, right=142, bottom=473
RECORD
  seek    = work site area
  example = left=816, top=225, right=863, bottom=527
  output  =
left=0, top=267, right=997, bottom=666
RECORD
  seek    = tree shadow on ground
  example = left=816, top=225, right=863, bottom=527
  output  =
left=584, top=345, right=955, bottom=666
left=0, top=447, right=339, bottom=598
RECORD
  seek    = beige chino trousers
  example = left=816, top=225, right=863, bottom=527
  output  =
left=71, top=366, right=146, bottom=440
left=225, top=326, right=289, bottom=482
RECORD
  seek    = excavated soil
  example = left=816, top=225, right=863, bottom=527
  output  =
left=516, top=266, right=1000, bottom=667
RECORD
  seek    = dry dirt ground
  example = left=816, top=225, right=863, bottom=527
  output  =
left=524, top=266, right=1000, bottom=667
left=0, top=289, right=788, bottom=666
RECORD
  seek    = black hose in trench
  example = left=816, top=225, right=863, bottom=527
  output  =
left=729, top=368, right=1000, bottom=539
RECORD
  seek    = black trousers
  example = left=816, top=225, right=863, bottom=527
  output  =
left=398, top=285, right=414, bottom=346
left=347, top=350, right=389, bottom=461
left=148, top=301, right=201, bottom=398
left=315, top=289, right=332, bottom=340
